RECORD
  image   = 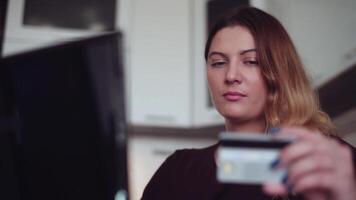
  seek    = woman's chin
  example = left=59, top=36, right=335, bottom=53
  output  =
left=219, top=111, right=264, bottom=125
left=220, top=112, right=248, bottom=122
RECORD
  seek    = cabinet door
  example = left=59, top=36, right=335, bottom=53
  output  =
left=3, top=0, right=115, bottom=56
left=129, top=0, right=192, bottom=127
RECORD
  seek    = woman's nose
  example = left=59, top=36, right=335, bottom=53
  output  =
left=225, top=64, right=242, bottom=85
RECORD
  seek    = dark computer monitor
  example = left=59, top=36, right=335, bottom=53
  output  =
left=0, top=32, right=128, bottom=200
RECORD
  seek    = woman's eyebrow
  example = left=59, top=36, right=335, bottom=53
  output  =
left=240, top=49, right=257, bottom=55
left=208, top=52, right=228, bottom=60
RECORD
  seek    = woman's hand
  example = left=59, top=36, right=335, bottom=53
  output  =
left=263, top=127, right=356, bottom=200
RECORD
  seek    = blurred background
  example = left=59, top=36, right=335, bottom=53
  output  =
left=2, top=0, right=356, bottom=199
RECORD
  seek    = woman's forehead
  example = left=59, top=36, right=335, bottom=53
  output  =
left=209, top=26, right=256, bottom=53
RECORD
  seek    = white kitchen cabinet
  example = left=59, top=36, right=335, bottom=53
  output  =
left=126, top=0, right=224, bottom=127
left=2, top=0, right=109, bottom=56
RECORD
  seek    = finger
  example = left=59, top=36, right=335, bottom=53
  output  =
left=272, top=126, right=315, bottom=139
left=288, top=154, right=334, bottom=185
left=271, top=127, right=320, bottom=156
left=304, top=192, right=329, bottom=200
left=338, top=144, right=355, bottom=175
left=292, top=171, right=333, bottom=193
left=279, top=133, right=332, bottom=167
left=279, top=141, right=315, bottom=167
left=262, top=183, right=288, bottom=196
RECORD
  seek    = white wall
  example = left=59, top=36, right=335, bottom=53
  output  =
left=263, top=0, right=356, bottom=87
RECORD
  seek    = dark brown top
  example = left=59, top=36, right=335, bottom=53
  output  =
left=142, top=139, right=356, bottom=200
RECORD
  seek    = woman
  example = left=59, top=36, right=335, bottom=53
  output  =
left=141, top=6, right=356, bottom=200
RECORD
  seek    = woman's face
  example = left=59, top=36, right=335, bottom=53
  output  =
left=207, top=26, right=268, bottom=123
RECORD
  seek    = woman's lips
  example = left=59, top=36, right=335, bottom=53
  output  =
left=222, top=91, right=247, bottom=101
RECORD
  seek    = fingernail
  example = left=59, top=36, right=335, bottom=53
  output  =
left=269, top=127, right=281, bottom=135
left=282, top=175, right=293, bottom=193
left=282, top=174, right=288, bottom=184
left=287, top=184, right=293, bottom=193
left=270, top=158, right=280, bottom=169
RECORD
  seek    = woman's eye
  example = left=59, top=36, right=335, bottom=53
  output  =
left=210, top=61, right=226, bottom=67
left=244, top=60, right=259, bottom=66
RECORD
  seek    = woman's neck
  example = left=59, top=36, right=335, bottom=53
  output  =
left=225, top=117, right=266, bottom=133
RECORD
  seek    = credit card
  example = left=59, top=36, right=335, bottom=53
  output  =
left=217, top=132, right=293, bottom=185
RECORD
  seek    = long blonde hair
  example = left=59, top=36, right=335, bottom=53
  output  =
left=204, top=6, right=335, bottom=135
